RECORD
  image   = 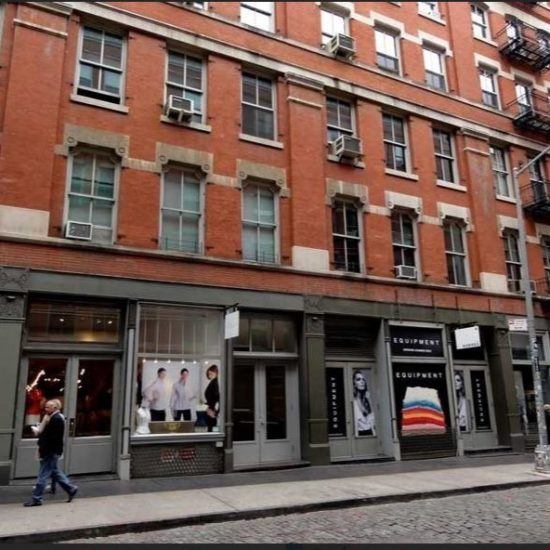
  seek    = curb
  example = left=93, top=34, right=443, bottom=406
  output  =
left=2, top=478, right=550, bottom=543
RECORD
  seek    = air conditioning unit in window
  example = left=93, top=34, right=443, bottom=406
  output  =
left=327, top=33, right=356, bottom=59
left=331, top=135, right=363, bottom=160
left=164, top=95, right=193, bottom=122
left=66, top=221, right=92, bottom=241
left=395, top=265, right=417, bottom=279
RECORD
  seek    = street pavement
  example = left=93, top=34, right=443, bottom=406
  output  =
left=68, top=484, right=550, bottom=544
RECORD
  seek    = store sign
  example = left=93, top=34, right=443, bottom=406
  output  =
left=390, top=326, right=444, bottom=357
left=508, top=317, right=528, bottom=332
left=471, top=371, right=491, bottom=430
left=454, top=326, right=481, bottom=350
left=224, top=309, right=239, bottom=339
left=326, top=368, right=346, bottom=437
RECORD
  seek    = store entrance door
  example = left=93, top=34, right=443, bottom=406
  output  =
left=326, top=362, right=380, bottom=461
left=232, top=362, right=299, bottom=468
left=453, top=366, right=498, bottom=450
left=14, top=356, right=118, bottom=478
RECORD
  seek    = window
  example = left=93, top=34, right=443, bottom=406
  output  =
left=542, top=237, right=550, bottom=289
left=529, top=157, right=547, bottom=203
left=471, top=4, right=489, bottom=40
left=234, top=314, right=296, bottom=353
left=77, top=27, right=124, bottom=104
left=433, top=129, right=456, bottom=184
left=327, top=97, right=354, bottom=142
left=375, top=28, right=400, bottom=74
left=321, top=8, right=346, bottom=45
left=240, top=2, right=274, bottom=32
left=242, top=73, right=275, bottom=140
left=242, top=183, right=277, bottom=263
left=444, top=220, right=468, bottom=286
left=383, top=114, right=407, bottom=172
left=391, top=211, right=417, bottom=274
left=490, top=146, right=512, bottom=197
left=332, top=199, right=361, bottom=273
left=67, top=151, right=117, bottom=244
left=161, top=168, right=202, bottom=253
left=479, top=67, right=499, bottom=108
left=515, top=82, right=532, bottom=113
left=503, top=230, right=522, bottom=292
left=423, top=46, right=446, bottom=91
left=166, top=52, right=204, bottom=124
left=418, top=1, right=440, bottom=17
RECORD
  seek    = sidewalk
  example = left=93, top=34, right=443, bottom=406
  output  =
left=1, top=453, right=549, bottom=543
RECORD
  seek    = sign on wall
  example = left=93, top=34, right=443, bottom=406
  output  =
left=508, top=317, right=528, bottom=332
left=326, top=368, right=346, bottom=437
left=390, top=326, right=444, bottom=357
left=224, top=309, right=240, bottom=339
left=454, top=326, right=481, bottom=350
left=471, top=370, right=491, bottom=431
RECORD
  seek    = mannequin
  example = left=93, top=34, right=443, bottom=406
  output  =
left=135, top=405, right=151, bottom=435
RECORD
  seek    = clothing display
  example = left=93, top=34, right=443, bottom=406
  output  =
left=401, top=386, right=446, bottom=435
left=25, top=387, right=44, bottom=426
left=170, top=380, right=196, bottom=412
left=204, top=377, right=220, bottom=432
left=143, top=377, right=170, bottom=412
left=135, top=406, right=151, bottom=434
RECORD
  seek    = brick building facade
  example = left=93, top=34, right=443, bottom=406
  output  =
left=0, top=1, right=548, bottom=484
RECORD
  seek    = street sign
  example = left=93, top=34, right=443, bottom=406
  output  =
left=224, top=309, right=239, bottom=339
left=454, top=325, right=481, bottom=350
left=508, top=317, right=528, bottom=332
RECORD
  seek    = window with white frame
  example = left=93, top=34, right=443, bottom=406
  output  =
left=542, top=236, right=550, bottom=289
left=320, top=8, right=346, bottom=45
left=383, top=113, right=408, bottom=172
left=67, top=151, right=117, bottom=244
left=161, top=167, right=202, bottom=253
left=479, top=66, right=499, bottom=108
left=332, top=199, right=361, bottom=273
left=240, top=2, right=274, bottom=32
left=77, top=27, right=124, bottom=104
left=503, top=230, right=522, bottom=292
left=327, top=96, right=354, bottom=142
left=423, top=46, right=446, bottom=91
left=242, top=183, right=277, bottom=263
left=418, top=1, right=440, bottom=17
left=242, top=72, right=275, bottom=140
left=515, top=81, right=533, bottom=113
left=391, top=210, right=417, bottom=274
left=375, top=28, right=400, bottom=74
left=529, top=157, right=547, bottom=203
left=433, top=128, right=456, bottom=184
left=490, top=145, right=512, bottom=198
left=166, top=52, right=204, bottom=124
left=471, top=4, right=490, bottom=40
left=444, top=220, right=468, bottom=286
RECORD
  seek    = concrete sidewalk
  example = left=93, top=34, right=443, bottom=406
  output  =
left=1, top=454, right=549, bottom=543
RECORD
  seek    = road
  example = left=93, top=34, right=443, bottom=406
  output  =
left=68, top=484, right=550, bottom=544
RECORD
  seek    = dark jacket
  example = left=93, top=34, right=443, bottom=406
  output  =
left=204, top=378, right=219, bottom=413
left=38, top=411, right=65, bottom=458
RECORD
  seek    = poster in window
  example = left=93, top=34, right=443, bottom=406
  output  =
left=454, top=371, right=470, bottom=433
left=326, top=368, right=346, bottom=437
left=470, top=370, right=491, bottom=431
left=352, top=369, right=376, bottom=437
left=393, top=364, right=450, bottom=437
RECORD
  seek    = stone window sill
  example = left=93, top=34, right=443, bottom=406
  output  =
left=436, top=180, right=467, bottom=192
left=418, top=11, right=446, bottom=25
left=496, top=194, right=516, bottom=204
left=160, top=115, right=212, bottom=133
left=70, top=94, right=129, bottom=114
left=239, top=133, right=284, bottom=149
left=473, top=35, right=498, bottom=48
left=327, top=154, right=365, bottom=168
left=385, top=168, right=419, bottom=181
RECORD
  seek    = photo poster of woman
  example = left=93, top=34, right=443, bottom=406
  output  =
left=454, top=371, right=470, bottom=433
left=352, top=368, right=376, bottom=437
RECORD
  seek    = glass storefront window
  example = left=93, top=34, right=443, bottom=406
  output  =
left=135, top=304, right=222, bottom=436
left=27, top=302, right=120, bottom=343
left=510, top=333, right=545, bottom=361
left=234, top=314, right=297, bottom=353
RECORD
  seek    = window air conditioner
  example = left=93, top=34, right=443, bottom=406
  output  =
left=66, top=221, right=92, bottom=241
left=164, top=95, right=193, bottom=122
left=331, top=135, right=363, bottom=159
left=395, top=265, right=417, bottom=279
left=327, top=33, right=356, bottom=59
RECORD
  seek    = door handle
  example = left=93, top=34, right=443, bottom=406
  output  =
left=68, top=418, right=76, bottom=437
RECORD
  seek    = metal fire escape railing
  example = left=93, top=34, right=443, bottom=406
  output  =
left=496, top=21, right=550, bottom=71
left=506, top=90, right=550, bottom=134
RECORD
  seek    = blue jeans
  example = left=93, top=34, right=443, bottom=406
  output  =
left=31, top=454, right=75, bottom=503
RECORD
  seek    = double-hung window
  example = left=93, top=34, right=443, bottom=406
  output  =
left=240, top=2, right=274, bottom=32
left=444, top=220, right=468, bottom=286
left=542, top=237, right=550, bottom=290
left=242, top=73, right=275, bottom=140
left=503, top=230, right=522, bottom=293
left=375, top=28, right=400, bottom=74
left=383, top=114, right=407, bottom=172
left=321, top=8, right=346, bottom=45
left=77, top=27, right=124, bottom=104
left=166, top=52, right=204, bottom=124
left=418, top=1, right=440, bottom=18
left=471, top=4, right=490, bottom=40
left=479, top=67, right=499, bottom=108
left=242, top=183, right=277, bottom=263
left=67, top=151, right=117, bottom=244
left=327, top=97, right=354, bottom=142
left=490, top=146, right=512, bottom=198
left=515, top=81, right=533, bottom=113
left=423, top=46, right=446, bottom=91
left=391, top=211, right=417, bottom=275
left=161, top=168, right=202, bottom=253
left=332, top=199, right=361, bottom=273
left=529, top=157, right=547, bottom=203
left=433, top=129, right=456, bottom=184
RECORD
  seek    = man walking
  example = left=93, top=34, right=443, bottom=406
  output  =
left=24, top=399, right=78, bottom=507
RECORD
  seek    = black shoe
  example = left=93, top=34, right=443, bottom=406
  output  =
left=67, top=487, right=78, bottom=503
left=23, top=500, right=42, bottom=507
